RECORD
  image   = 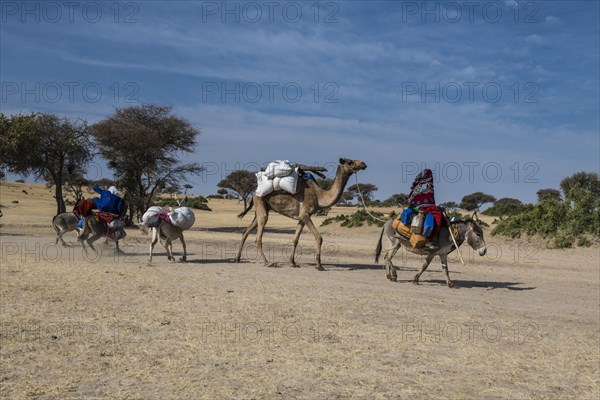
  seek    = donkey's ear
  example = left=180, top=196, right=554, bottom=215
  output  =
left=339, top=158, right=347, bottom=164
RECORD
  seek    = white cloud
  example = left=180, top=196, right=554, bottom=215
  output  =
left=525, top=34, right=545, bottom=45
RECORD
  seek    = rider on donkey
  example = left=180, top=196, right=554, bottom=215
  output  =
left=407, top=169, right=444, bottom=250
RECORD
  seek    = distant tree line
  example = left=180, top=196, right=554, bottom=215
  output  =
left=0, top=105, right=203, bottom=224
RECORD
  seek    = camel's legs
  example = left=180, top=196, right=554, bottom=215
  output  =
left=255, top=211, right=271, bottom=266
left=149, top=227, right=159, bottom=263
left=413, top=254, right=435, bottom=284
left=235, top=216, right=258, bottom=263
left=179, top=235, right=187, bottom=262
left=288, top=222, right=305, bottom=267
left=302, top=217, right=324, bottom=271
left=384, top=241, right=402, bottom=281
left=439, top=253, right=455, bottom=288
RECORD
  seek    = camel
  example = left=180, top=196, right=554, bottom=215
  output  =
left=235, top=158, right=367, bottom=270
left=374, top=213, right=487, bottom=288
left=139, top=220, right=187, bottom=263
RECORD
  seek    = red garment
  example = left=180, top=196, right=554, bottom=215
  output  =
left=73, top=199, right=96, bottom=218
left=408, top=169, right=436, bottom=207
left=94, top=211, right=120, bottom=224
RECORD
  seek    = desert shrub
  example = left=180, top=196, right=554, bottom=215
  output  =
left=321, top=210, right=388, bottom=228
left=483, top=202, right=533, bottom=217
left=576, top=236, right=592, bottom=248
left=492, top=200, right=568, bottom=239
left=553, top=233, right=572, bottom=249
left=16, top=179, right=25, bottom=183
left=153, top=196, right=211, bottom=211
left=492, top=193, right=599, bottom=247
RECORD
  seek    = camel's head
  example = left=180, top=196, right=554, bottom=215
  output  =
left=339, top=158, right=367, bottom=174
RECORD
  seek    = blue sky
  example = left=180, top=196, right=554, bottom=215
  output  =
left=1, top=0, right=599, bottom=204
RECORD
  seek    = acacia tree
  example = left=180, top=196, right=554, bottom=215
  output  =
left=385, top=193, right=408, bottom=207
left=439, top=201, right=460, bottom=210
left=217, top=170, right=256, bottom=209
left=0, top=113, right=93, bottom=215
left=92, top=105, right=203, bottom=223
left=347, top=183, right=378, bottom=202
left=460, top=192, right=496, bottom=211
left=536, top=189, right=561, bottom=202
left=560, top=172, right=600, bottom=203
left=63, top=173, right=91, bottom=203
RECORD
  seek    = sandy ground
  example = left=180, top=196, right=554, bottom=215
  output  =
left=1, top=182, right=599, bottom=399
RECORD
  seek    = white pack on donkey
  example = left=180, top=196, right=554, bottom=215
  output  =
left=374, top=170, right=487, bottom=288
left=139, top=199, right=195, bottom=262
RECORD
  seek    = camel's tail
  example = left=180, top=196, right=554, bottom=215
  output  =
left=374, top=225, right=385, bottom=264
left=237, top=197, right=254, bottom=219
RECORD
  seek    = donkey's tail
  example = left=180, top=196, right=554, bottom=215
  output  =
left=52, top=214, right=60, bottom=234
left=374, top=225, right=385, bottom=264
left=237, top=197, right=254, bottom=219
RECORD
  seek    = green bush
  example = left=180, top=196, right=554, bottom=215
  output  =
left=492, top=195, right=599, bottom=247
left=576, top=236, right=592, bottom=248
left=321, top=210, right=388, bottom=228
left=483, top=202, right=533, bottom=217
left=153, top=196, right=212, bottom=211
left=492, top=200, right=569, bottom=239
left=553, top=233, right=572, bottom=249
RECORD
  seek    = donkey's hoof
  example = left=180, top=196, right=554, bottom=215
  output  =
left=315, top=265, right=325, bottom=271
left=179, top=257, right=187, bottom=262
left=448, top=282, right=458, bottom=289
left=412, top=280, right=420, bottom=285
left=289, top=263, right=301, bottom=268
left=266, top=262, right=279, bottom=268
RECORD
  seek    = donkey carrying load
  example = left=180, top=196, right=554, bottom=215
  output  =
left=139, top=205, right=195, bottom=263
left=374, top=213, right=487, bottom=288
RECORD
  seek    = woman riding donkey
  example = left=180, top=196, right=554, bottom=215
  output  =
left=406, top=169, right=444, bottom=250
left=74, top=185, right=125, bottom=228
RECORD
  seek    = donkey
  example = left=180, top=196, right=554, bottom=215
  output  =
left=374, top=213, right=487, bottom=288
left=52, top=212, right=81, bottom=246
left=140, top=220, right=187, bottom=263
left=79, top=215, right=124, bottom=254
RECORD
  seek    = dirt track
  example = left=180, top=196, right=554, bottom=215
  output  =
left=1, top=183, right=599, bottom=399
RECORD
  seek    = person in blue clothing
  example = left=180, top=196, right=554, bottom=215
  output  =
left=92, top=185, right=125, bottom=215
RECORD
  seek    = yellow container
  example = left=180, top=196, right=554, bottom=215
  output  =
left=410, top=233, right=427, bottom=248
